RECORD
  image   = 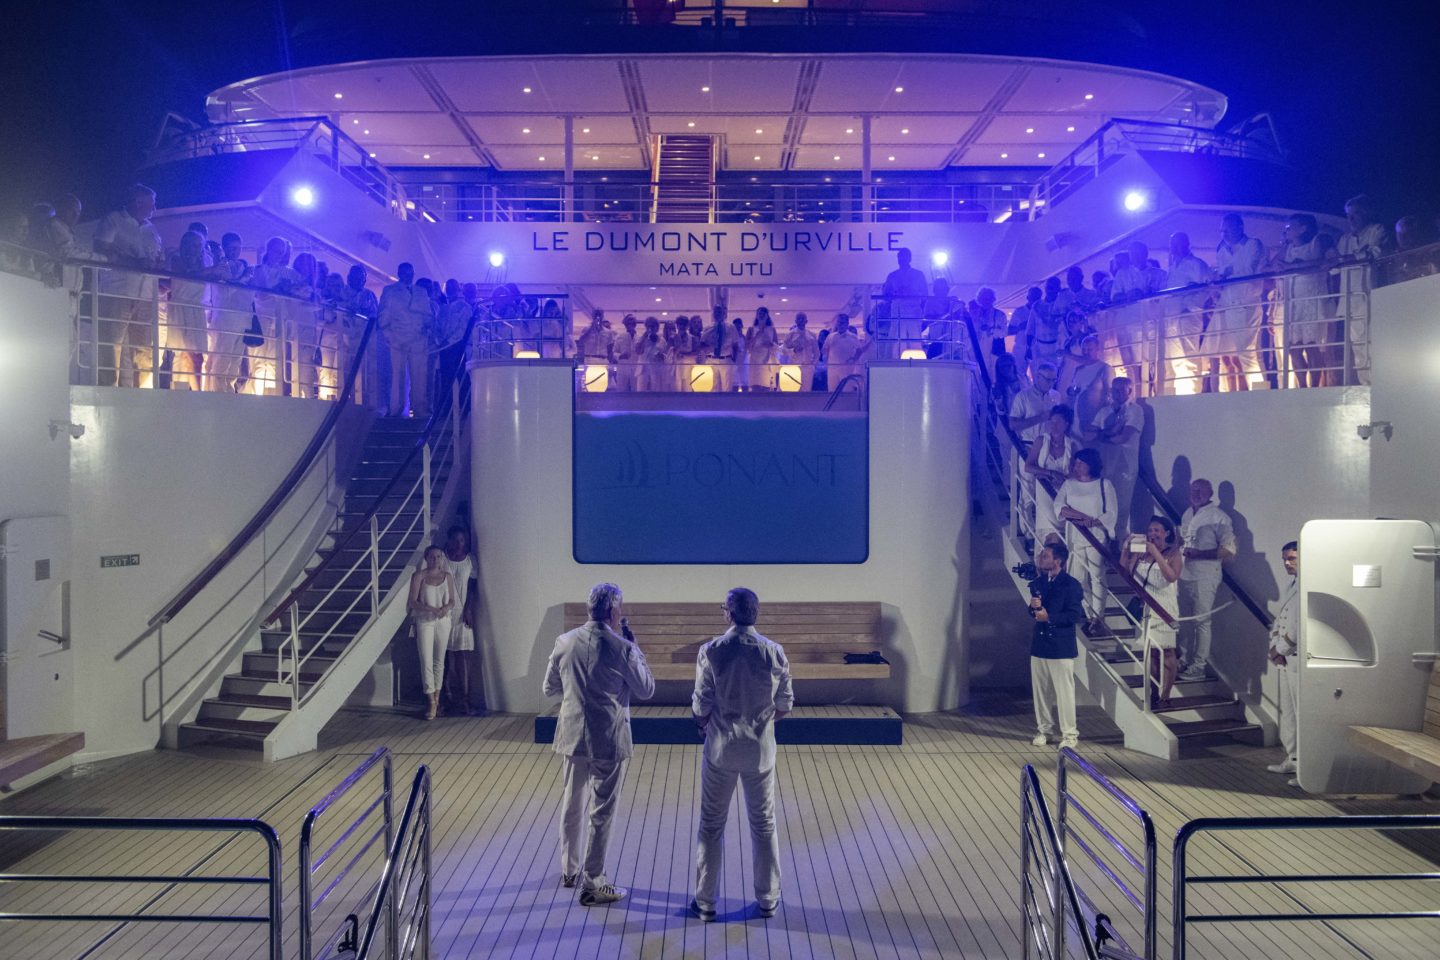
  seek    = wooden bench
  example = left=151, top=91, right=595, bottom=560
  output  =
left=561, top=601, right=887, bottom=682
left=1349, top=660, right=1440, bottom=784
left=0, top=732, right=86, bottom=789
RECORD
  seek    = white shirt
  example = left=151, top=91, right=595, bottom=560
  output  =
left=782, top=328, right=819, bottom=364
left=575, top=324, right=613, bottom=359
left=1167, top=254, right=1213, bottom=311
left=1179, top=501, right=1235, bottom=581
left=1009, top=384, right=1060, bottom=442
left=883, top=265, right=929, bottom=316
left=1269, top=576, right=1298, bottom=657
left=693, top=626, right=795, bottom=773
left=544, top=620, right=656, bottom=761
left=1052, top=477, right=1118, bottom=544
left=1216, top=236, right=1266, bottom=280
left=1336, top=222, right=1393, bottom=261
left=1090, top=401, right=1144, bottom=478
left=377, top=282, right=434, bottom=340
left=93, top=209, right=162, bottom=296
left=824, top=329, right=865, bottom=367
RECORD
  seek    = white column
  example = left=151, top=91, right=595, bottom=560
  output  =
left=861, top=115, right=873, bottom=223
left=563, top=116, right=575, bottom=222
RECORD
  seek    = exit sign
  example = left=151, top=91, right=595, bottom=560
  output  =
left=101, top=554, right=140, bottom=568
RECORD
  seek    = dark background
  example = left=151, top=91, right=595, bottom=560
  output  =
left=2, top=0, right=1436, bottom=223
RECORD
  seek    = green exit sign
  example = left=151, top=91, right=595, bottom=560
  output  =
left=101, top=554, right=140, bottom=568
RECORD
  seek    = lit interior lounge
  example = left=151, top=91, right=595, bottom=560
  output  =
left=3, top=3, right=1440, bottom=958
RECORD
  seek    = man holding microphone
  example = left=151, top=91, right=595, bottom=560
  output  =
left=543, top=582, right=655, bottom=905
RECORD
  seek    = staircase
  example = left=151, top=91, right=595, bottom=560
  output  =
left=178, top=416, right=455, bottom=754
left=652, top=135, right=715, bottom=222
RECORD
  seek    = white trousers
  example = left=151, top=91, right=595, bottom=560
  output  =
left=1277, top=658, right=1299, bottom=761
left=1070, top=542, right=1106, bottom=621
left=389, top=336, right=429, bottom=417
left=694, top=756, right=781, bottom=910
left=414, top=617, right=450, bottom=694
left=1179, top=573, right=1221, bottom=668
left=1031, top=656, right=1078, bottom=740
left=560, top=755, right=627, bottom=885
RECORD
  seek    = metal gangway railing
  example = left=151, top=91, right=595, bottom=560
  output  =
left=0, top=816, right=284, bottom=958
left=354, top=766, right=433, bottom=960
left=1172, top=814, right=1440, bottom=960
left=300, top=747, right=396, bottom=960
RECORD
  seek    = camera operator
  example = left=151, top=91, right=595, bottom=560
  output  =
left=1027, top=542, right=1085, bottom=749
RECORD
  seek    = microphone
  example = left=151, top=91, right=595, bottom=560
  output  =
left=620, top=616, right=635, bottom=642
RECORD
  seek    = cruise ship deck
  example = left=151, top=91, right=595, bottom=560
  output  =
left=3, top=704, right=1436, bottom=959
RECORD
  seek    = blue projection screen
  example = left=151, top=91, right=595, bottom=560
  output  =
left=573, top=412, right=868, bottom=564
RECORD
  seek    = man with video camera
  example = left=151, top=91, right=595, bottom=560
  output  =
left=1027, top=541, right=1086, bottom=749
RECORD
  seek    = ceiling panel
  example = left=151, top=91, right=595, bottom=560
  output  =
left=808, top=59, right=1014, bottom=113
left=486, top=145, right=645, bottom=170
left=371, top=144, right=478, bottom=166
left=466, top=115, right=566, bottom=144
left=340, top=113, right=469, bottom=146
left=725, top=146, right=785, bottom=169
left=977, top=114, right=1092, bottom=144
left=249, top=65, right=433, bottom=114
left=1005, top=67, right=1185, bottom=115
left=870, top=145, right=954, bottom=167
left=790, top=145, right=866, bottom=170
left=637, top=57, right=802, bottom=113
left=427, top=59, right=628, bottom=113
left=796, top=116, right=863, bottom=142
left=867, top=115, right=977, bottom=143
left=573, top=116, right=640, bottom=143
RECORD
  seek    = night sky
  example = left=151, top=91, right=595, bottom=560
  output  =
left=2, top=0, right=1436, bottom=225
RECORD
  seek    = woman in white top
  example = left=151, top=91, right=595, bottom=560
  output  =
left=1053, top=448, right=1117, bottom=633
left=745, top=307, right=778, bottom=391
left=166, top=230, right=211, bottom=392
left=1121, top=514, right=1184, bottom=707
left=1024, top=403, right=1079, bottom=560
left=408, top=545, right=457, bottom=720
left=1060, top=334, right=1111, bottom=439
left=1278, top=214, right=1336, bottom=388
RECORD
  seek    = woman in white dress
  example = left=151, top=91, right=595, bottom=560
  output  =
left=408, top=546, right=456, bottom=720
left=1278, top=214, right=1336, bottom=388
left=442, top=526, right=482, bottom=716
left=166, top=230, right=210, bottom=391
left=1121, top=515, right=1184, bottom=706
left=1024, top=403, right=1078, bottom=560
left=745, top=307, right=778, bottom=390
left=1053, top=448, right=1118, bottom=633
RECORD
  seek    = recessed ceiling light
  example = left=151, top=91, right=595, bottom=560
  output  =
left=753, top=155, right=761, bottom=161
left=522, top=127, right=531, bottom=134
left=1084, top=93, right=1094, bottom=100
left=538, top=155, right=546, bottom=161
left=1037, top=152, right=1046, bottom=158
left=423, top=154, right=431, bottom=159
left=1000, top=152, right=1009, bottom=158
left=824, top=177, right=831, bottom=182
left=369, top=152, right=376, bottom=158
left=687, top=121, right=695, bottom=128
left=1026, top=127, right=1035, bottom=134
left=846, top=127, right=854, bottom=134
left=894, top=86, right=904, bottom=93
left=833, top=154, right=840, bottom=160
left=582, top=127, right=590, bottom=133
left=655, top=297, right=662, bottom=302
left=363, top=129, right=370, bottom=135
left=781, top=298, right=789, bottom=302
left=780, top=286, right=787, bottom=290
left=756, top=128, right=764, bottom=134
left=887, top=155, right=895, bottom=161
left=352, top=119, right=359, bottom=125
left=701, top=85, right=710, bottom=92
left=901, top=128, right=909, bottom=134
left=875, top=177, right=882, bottom=182
left=523, top=86, right=532, bottom=93
left=1067, top=125, right=1076, bottom=132
left=601, top=176, right=608, bottom=181
left=333, top=92, right=343, bottom=100
left=591, top=155, right=600, bottom=160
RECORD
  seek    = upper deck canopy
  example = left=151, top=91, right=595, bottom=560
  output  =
left=206, top=53, right=1226, bottom=173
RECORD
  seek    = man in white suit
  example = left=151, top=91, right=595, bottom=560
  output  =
left=690, top=587, right=794, bottom=921
left=543, top=582, right=655, bottom=905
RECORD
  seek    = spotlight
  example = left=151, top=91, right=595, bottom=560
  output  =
left=1123, top=190, right=1148, bottom=213
left=488, top=251, right=505, bottom=268
left=931, top=251, right=949, bottom=268
left=291, top=185, right=316, bottom=208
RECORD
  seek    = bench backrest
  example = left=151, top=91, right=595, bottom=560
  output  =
left=561, top=601, right=882, bottom=667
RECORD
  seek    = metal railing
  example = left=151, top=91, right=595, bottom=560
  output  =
left=1172, top=814, right=1440, bottom=960
left=300, top=747, right=396, bottom=960
left=0, top=816, right=284, bottom=959
left=1057, top=748, right=1158, bottom=958
left=403, top=177, right=1042, bottom=224
left=148, top=116, right=409, bottom=214
left=1025, top=118, right=1286, bottom=218
left=1020, top=765, right=1117, bottom=960
left=355, top=766, right=433, bottom=960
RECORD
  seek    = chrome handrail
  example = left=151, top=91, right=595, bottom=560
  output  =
left=355, top=766, right=433, bottom=960
left=1020, top=765, right=1106, bottom=960
left=1058, top=748, right=1158, bottom=958
left=0, top=816, right=283, bottom=959
left=300, top=747, right=396, bottom=960
left=1172, top=814, right=1440, bottom=960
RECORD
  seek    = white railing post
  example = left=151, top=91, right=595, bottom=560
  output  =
left=287, top=602, right=301, bottom=705
left=88, top=267, right=101, bottom=386
left=152, top=283, right=163, bottom=390
left=370, top=514, right=382, bottom=612
left=422, top=443, right=433, bottom=540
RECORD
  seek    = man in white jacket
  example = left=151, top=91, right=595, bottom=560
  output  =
left=690, top=587, right=794, bottom=922
left=543, top=582, right=655, bottom=905
left=1266, top=541, right=1300, bottom=782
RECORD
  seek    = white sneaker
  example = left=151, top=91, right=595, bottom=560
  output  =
left=580, top=881, right=628, bottom=906
left=1031, top=734, right=1050, bottom=746
left=1287, top=777, right=1300, bottom=788
left=1179, top=664, right=1208, bottom=681
left=1059, top=736, right=1079, bottom=750
left=1266, top=759, right=1297, bottom=774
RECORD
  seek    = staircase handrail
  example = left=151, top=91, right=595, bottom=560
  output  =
left=264, top=310, right=477, bottom=627
left=150, top=315, right=376, bottom=628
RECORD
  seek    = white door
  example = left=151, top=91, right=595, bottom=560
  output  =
left=1297, top=519, right=1436, bottom=794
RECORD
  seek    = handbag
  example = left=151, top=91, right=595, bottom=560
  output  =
left=242, top=309, right=264, bottom=348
